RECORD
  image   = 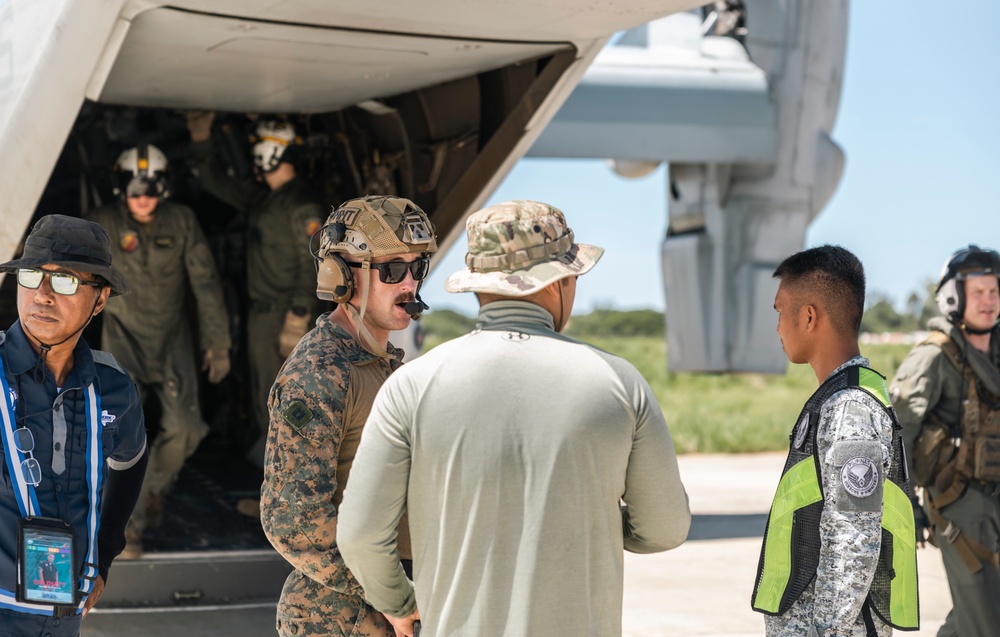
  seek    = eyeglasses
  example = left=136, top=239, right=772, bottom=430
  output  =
left=13, top=427, right=41, bottom=486
left=347, top=257, right=430, bottom=285
left=17, top=269, right=104, bottom=296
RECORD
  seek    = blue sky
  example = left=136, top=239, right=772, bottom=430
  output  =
left=421, top=1, right=1000, bottom=317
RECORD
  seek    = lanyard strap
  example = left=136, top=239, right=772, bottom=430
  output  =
left=0, top=356, right=103, bottom=599
left=0, top=357, right=39, bottom=517
left=80, top=383, right=102, bottom=594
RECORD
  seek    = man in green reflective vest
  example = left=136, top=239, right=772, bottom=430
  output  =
left=751, top=245, right=918, bottom=637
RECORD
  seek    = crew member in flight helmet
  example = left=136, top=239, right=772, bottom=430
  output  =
left=86, top=143, right=231, bottom=558
left=187, top=112, right=324, bottom=472
left=891, top=245, right=1000, bottom=637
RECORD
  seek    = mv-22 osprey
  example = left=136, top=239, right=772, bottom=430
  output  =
left=0, top=0, right=846, bottom=632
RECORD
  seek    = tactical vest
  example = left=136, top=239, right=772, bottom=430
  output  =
left=751, top=365, right=919, bottom=633
left=912, top=331, right=1000, bottom=506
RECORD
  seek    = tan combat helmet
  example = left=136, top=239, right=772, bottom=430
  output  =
left=318, top=195, right=436, bottom=264
left=315, top=195, right=437, bottom=353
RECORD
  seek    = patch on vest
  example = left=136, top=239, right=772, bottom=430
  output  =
left=841, top=456, right=879, bottom=498
left=283, top=400, right=313, bottom=432
left=101, top=410, right=116, bottom=426
left=793, top=414, right=810, bottom=449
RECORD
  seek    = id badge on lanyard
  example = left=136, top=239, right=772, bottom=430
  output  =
left=17, top=517, right=79, bottom=608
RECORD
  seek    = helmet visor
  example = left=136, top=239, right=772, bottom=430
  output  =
left=126, top=176, right=165, bottom=198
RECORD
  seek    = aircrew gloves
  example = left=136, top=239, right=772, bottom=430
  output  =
left=202, top=348, right=232, bottom=384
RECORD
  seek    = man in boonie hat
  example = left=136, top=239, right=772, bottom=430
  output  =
left=339, top=200, right=691, bottom=637
left=441, top=199, right=603, bottom=325
left=0, top=214, right=147, bottom=633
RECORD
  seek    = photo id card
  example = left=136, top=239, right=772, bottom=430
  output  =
left=17, top=517, right=77, bottom=607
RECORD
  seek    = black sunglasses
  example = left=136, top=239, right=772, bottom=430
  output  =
left=347, top=257, right=430, bottom=285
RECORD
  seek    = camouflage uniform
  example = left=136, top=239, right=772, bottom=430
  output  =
left=260, top=312, right=412, bottom=637
left=189, top=139, right=323, bottom=444
left=764, top=356, right=894, bottom=637
left=86, top=201, right=230, bottom=535
left=891, top=316, right=1000, bottom=637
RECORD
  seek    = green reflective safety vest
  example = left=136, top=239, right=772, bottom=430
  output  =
left=751, top=365, right=920, bottom=632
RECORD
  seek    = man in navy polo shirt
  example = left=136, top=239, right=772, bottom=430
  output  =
left=0, top=214, right=147, bottom=636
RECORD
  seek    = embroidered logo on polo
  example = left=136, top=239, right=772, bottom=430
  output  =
left=120, top=231, right=139, bottom=253
left=101, top=410, right=116, bottom=426
left=841, top=456, right=879, bottom=498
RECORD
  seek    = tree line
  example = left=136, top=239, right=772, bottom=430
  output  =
left=422, top=281, right=938, bottom=341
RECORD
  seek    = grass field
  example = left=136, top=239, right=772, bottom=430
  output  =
left=425, top=332, right=914, bottom=454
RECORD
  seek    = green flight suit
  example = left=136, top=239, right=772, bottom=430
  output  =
left=891, top=316, right=1000, bottom=637
left=86, top=201, right=231, bottom=535
left=190, top=140, right=323, bottom=453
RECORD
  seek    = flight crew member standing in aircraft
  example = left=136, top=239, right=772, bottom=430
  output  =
left=890, top=245, right=1000, bottom=637
left=85, top=144, right=232, bottom=559
left=260, top=196, right=437, bottom=637
left=751, top=245, right=919, bottom=637
left=338, top=200, right=691, bottom=637
left=0, top=215, right=147, bottom=636
left=187, top=111, right=324, bottom=472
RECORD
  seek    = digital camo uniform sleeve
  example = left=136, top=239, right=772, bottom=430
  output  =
left=889, top=344, right=949, bottom=476
left=260, top=340, right=362, bottom=596
left=813, top=390, right=892, bottom=636
left=179, top=204, right=232, bottom=352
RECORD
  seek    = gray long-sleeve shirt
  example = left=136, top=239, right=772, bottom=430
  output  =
left=339, top=300, right=690, bottom=637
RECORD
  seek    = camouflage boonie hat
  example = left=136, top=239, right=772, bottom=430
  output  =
left=318, top=195, right=437, bottom=260
left=445, top=200, right=603, bottom=296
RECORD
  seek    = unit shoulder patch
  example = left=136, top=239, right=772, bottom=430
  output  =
left=841, top=456, right=879, bottom=498
left=282, top=399, right=314, bottom=432
left=793, top=413, right=810, bottom=449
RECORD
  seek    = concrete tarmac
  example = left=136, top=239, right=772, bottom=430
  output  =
left=622, top=452, right=951, bottom=637
left=85, top=452, right=951, bottom=636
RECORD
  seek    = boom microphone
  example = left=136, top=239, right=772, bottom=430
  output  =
left=404, top=295, right=429, bottom=320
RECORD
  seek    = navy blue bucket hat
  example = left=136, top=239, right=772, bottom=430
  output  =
left=1, top=214, right=130, bottom=296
